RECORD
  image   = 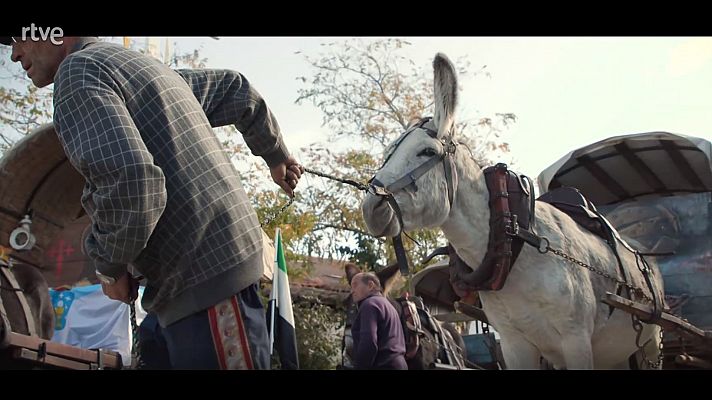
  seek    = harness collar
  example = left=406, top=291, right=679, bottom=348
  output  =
left=449, top=163, right=535, bottom=292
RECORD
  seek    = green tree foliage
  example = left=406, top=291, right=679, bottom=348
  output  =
left=291, top=296, right=344, bottom=370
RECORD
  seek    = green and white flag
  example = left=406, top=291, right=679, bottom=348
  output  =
left=267, top=228, right=299, bottom=369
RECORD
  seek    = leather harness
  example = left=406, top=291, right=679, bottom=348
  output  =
left=368, top=117, right=457, bottom=276
left=0, top=258, right=37, bottom=339
left=449, top=163, right=535, bottom=292
left=446, top=163, right=663, bottom=322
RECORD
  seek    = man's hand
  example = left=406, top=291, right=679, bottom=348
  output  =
left=100, top=272, right=140, bottom=304
left=270, top=156, right=305, bottom=198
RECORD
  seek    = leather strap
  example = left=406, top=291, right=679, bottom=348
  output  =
left=0, top=263, right=36, bottom=336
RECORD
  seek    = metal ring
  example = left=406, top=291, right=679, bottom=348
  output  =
left=9, top=228, right=35, bottom=251
left=537, top=237, right=550, bottom=254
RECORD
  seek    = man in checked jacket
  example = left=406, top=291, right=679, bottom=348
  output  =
left=2, top=35, right=304, bottom=369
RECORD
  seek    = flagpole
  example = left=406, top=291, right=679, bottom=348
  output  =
left=271, top=227, right=299, bottom=369
left=267, top=228, right=280, bottom=355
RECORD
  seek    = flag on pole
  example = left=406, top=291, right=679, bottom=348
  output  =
left=267, top=228, right=299, bottom=369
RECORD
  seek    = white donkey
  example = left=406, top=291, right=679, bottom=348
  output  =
left=361, top=53, right=665, bottom=369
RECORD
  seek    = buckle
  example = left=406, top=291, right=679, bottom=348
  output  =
left=368, top=185, right=390, bottom=197
left=505, top=215, right=520, bottom=236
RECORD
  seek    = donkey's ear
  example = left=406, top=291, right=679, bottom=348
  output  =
left=432, top=53, right=458, bottom=139
left=376, top=262, right=401, bottom=297
left=345, top=263, right=361, bottom=284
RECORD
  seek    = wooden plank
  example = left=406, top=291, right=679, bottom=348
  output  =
left=454, top=301, right=490, bottom=325
left=660, top=140, right=705, bottom=188
left=577, top=154, right=631, bottom=201
left=601, top=292, right=712, bottom=342
left=12, top=348, right=96, bottom=370
left=674, top=354, right=712, bottom=369
left=433, top=312, right=477, bottom=323
left=614, top=142, right=666, bottom=193
left=5, top=332, right=122, bottom=369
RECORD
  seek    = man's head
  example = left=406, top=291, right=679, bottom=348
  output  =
left=4, top=36, right=86, bottom=88
left=350, top=272, right=382, bottom=302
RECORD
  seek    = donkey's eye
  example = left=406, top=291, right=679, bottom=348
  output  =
left=417, top=148, right=437, bottom=157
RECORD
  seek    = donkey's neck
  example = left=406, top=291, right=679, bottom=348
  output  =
left=440, top=154, right=490, bottom=268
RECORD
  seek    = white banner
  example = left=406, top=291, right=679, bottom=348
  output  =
left=49, top=284, right=147, bottom=366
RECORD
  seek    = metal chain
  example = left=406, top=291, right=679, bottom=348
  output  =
left=302, top=168, right=427, bottom=249
left=544, top=246, right=653, bottom=303
left=658, top=326, right=665, bottom=367
left=545, top=244, right=666, bottom=369
left=261, top=167, right=369, bottom=228
left=304, top=168, right=369, bottom=192
left=632, top=314, right=665, bottom=369
left=129, top=301, right=143, bottom=369
left=260, top=195, right=295, bottom=228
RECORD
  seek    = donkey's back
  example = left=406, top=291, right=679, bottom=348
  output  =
left=481, top=200, right=664, bottom=369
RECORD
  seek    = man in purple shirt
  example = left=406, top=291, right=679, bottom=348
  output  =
left=350, top=272, right=407, bottom=369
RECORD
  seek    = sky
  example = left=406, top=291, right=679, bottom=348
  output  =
left=117, top=36, right=712, bottom=179
left=3, top=36, right=712, bottom=179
